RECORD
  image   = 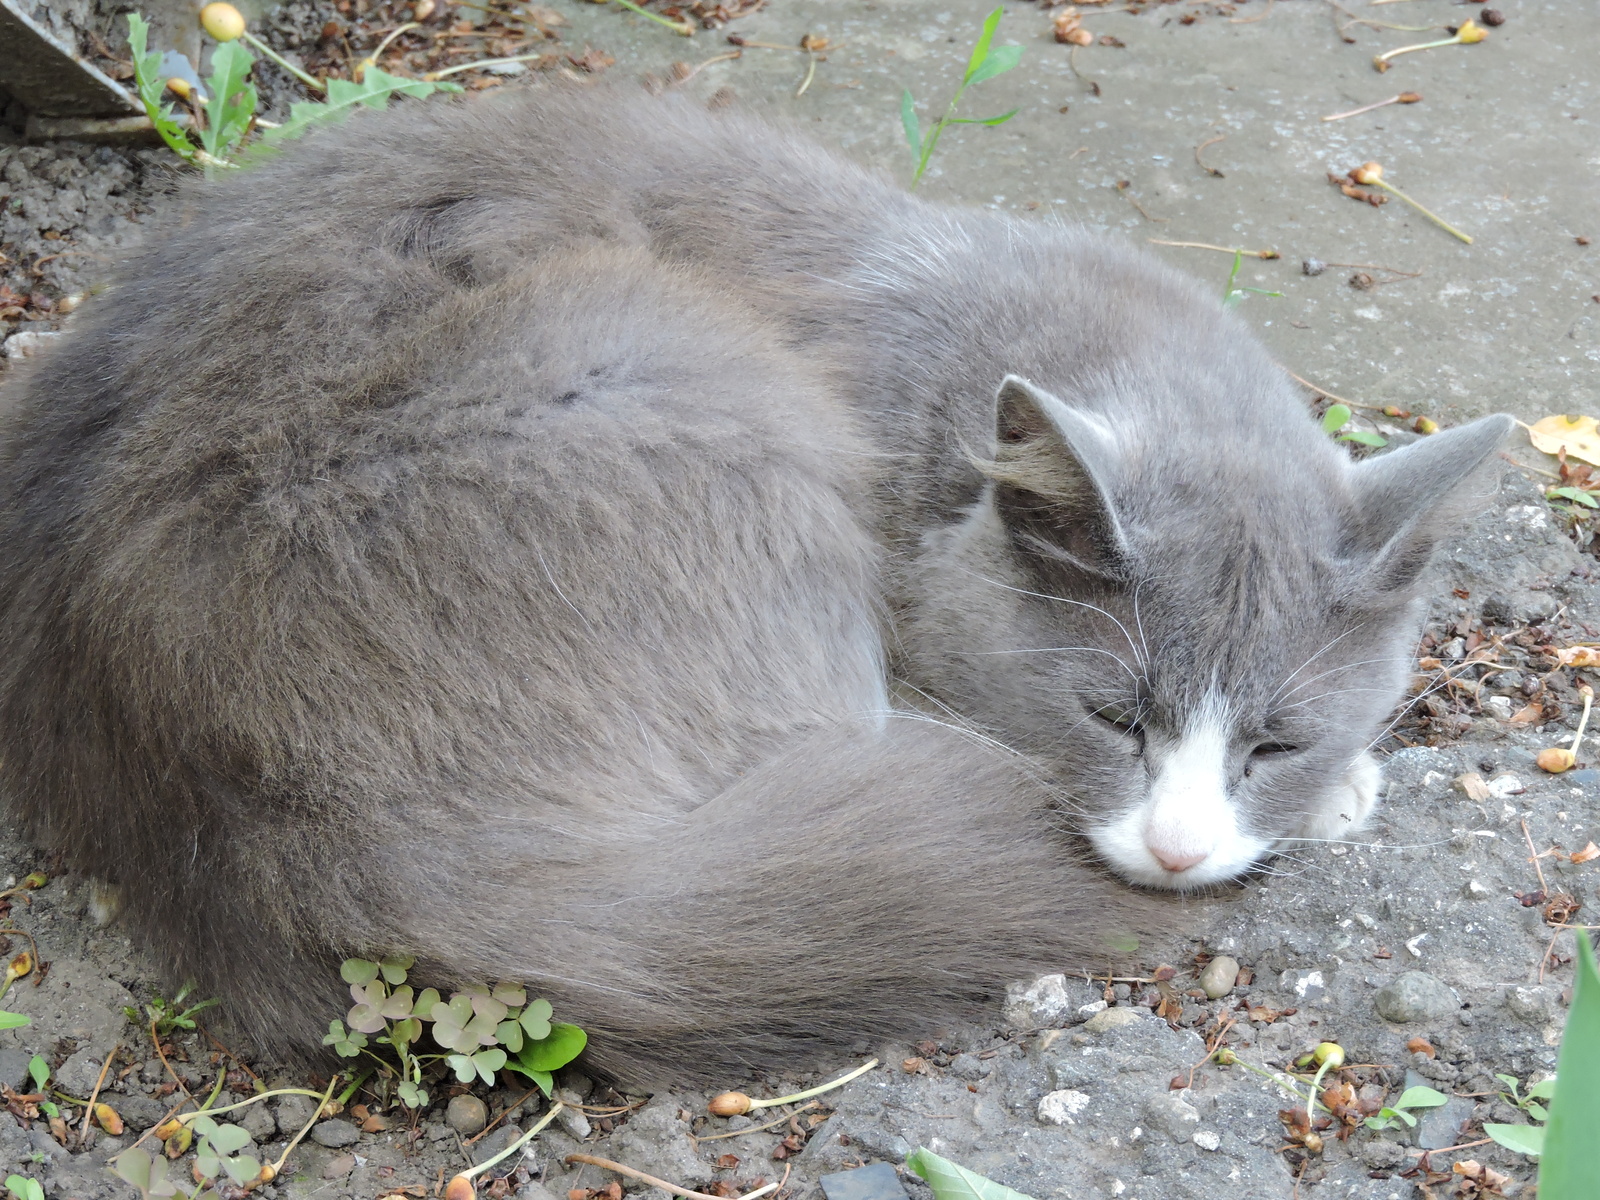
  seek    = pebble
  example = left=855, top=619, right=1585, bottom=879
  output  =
left=1083, top=1007, right=1146, bottom=1034
left=1197, top=956, right=1239, bottom=999
left=1483, top=696, right=1514, bottom=722
left=0, top=1049, right=31, bottom=1092
left=1503, top=984, right=1559, bottom=1024
left=1374, top=971, right=1459, bottom=1023
left=310, top=1119, right=362, bottom=1148
left=1142, top=1093, right=1201, bottom=1141
left=238, top=1101, right=277, bottom=1141
left=1037, top=1089, right=1091, bottom=1126
left=322, top=1153, right=356, bottom=1179
left=1004, top=973, right=1088, bottom=1027
left=1463, top=880, right=1492, bottom=900
left=1191, top=1130, right=1220, bottom=1152
left=1361, top=1138, right=1406, bottom=1170
left=3, top=331, right=61, bottom=362
left=446, top=1093, right=489, bottom=1137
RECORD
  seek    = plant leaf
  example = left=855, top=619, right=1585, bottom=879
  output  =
left=1528, top=1076, right=1558, bottom=1101
left=380, top=955, right=415, bottom=984
left=259, top=68, right=462, bottom=147
left=126, top=14, right=197, bottom=164
left=1321, top=404, right=1352, bottom=434
left=900, top=90, right=921, bottom=156
left=949, top=111, right=1019, bottom=126
left=1538, top=933, right=1600, bottom=1192
left=198, top=39, right=256, bottom=163
left=110, top=1150, right=152, bottom=1191
left=1396, top=1086, right=1450, bottom=1110
left=1528, top=414, right=1600, bottom=467
left=907, top=1148, right=1040, bottom=1200
left=341, top=959, right=380, bottom=986
left=513, top=1022, right=587, bottom=1073
left=967, top=43, right=1021, bottom=86
left=1486, top=1122, right=1545, bottom=1157
left=1548, top=487, right=1599, bottom=508
left=496, top=1019, right=524, bottom=1053
left=1339, top=430, right=1388, bottom=447
left=223, top=1155, right=260, bottom=1186
left=519, top=998, right=553, bottom=1040
left=963, top=7, right=1005, bottom=85
left=26, top=1056, right=48, bottom=1091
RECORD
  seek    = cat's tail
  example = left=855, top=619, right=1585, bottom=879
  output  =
left=411, top=715, right=1166, bottom=1085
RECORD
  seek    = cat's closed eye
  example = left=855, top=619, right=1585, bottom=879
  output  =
left=1090, top=703, right=1143, bottom=741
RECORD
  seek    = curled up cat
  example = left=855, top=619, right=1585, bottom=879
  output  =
left=0, top=84, right=1510, bottom=1083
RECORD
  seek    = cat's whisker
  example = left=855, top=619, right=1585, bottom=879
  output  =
left=1275, top=655, right=1398, bottom=703
left=1270, top=627, right=1362, bottom=704
left=970, top=644, right=1139, bottom=681
left=1277, top=686, right=1395, bottom=710
left=957, top=567, right=1148, bottom=673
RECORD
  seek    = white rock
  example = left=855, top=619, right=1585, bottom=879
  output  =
left=1004, top=973, right=1074, bottom=1027
left=3, top=331, right=60, bottom=361
left=1193, top=1130, right=1221, bottom=1152
left=1037, top=1089, right=1092, bottom=1126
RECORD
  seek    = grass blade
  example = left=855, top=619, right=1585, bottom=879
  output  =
left=1538, top=933, right=1600, bottom=1195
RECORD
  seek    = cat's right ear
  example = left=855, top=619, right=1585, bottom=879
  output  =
left=983, top=375, right=1130, bottom=579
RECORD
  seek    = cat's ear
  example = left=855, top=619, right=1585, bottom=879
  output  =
left=985, top=375, right=1129, bottom=579
left=1342, top=413, right=1514, bottom=597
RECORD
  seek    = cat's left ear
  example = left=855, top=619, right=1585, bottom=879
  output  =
left=985, top=375, right=1130, bottom=579
left=1343, top=413, right=1515, bottom=596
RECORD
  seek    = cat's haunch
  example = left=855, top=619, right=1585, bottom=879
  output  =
left=0, top=84, right=1510, bottom=1082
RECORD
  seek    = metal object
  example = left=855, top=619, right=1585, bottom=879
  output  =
left=0, top=0, right=138, bottom=118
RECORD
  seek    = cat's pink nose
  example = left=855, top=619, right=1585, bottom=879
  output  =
left=1149, top=844, right=1208, bottom=872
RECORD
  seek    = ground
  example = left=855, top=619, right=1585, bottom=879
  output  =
left=1, top=2, right=1598, bottom=1199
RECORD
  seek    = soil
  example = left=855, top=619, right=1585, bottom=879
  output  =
left=2, top=3, right=1597, bottom=1200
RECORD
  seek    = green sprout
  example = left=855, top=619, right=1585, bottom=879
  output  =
left=901, top=7, right=1022, bottom=188
left=1322, top=403, right=1388, bottom=449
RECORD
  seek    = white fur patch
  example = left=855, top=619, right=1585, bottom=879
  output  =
left=1088, top=694, right=1272, bottom=890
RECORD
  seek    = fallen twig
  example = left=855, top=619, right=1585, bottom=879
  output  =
left=1149, top=239, right=1277, bottom=258
left=1194, top=134, right=1226, bottom=177
left=1322, top=92, right=1421, bottom=121
left=565, top=1153, right=779, bottom=1200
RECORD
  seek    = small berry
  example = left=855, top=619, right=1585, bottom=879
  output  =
left=199, top=3, right=246, bottom=42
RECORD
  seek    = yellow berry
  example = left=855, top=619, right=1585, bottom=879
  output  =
left=200, top=2, right=246, bottom=42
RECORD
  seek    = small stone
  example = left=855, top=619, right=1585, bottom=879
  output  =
left=1111, top=983, right=1132, bottom=1002
left=1361, top=1138, right=1406, bottom=1170
left=1440, top=638, right=1466, bottom=660
left=322, top=1153, right=357, bottom=1179
left=446, top=1093, right=489, bottom=1137
left=0, top=1049, right=32, bottom=1092
left=276, top=1092, right=319, bottom=1130
left=238, top=1101, right=277, bottom=1140
left=1302, top=257, right=1326, bottom=276
left=1004, top=973, right=1074, bottom=1027
left=1483, top=696, right=1514, bottom=722
left=310, top=1119, right=362, bottom=1148
left=1083, top=1006, right=1146, bottom=1034
left=1504, top=985, right=1559, bottom=1024
left=1463, top=880, right=1492, bottom=901
left=55, top=1048, right=105, bottom=1096
left=472, top=1123, right=524, bottom=1173
left=949, top=1053, right=991, bottom=1080
left=3, top=331, right=61, bottom=362
left=1142, top=1093, right=1201, bottom=1141
left=1192, top=1130, right=1220, bottom=1152
left=553, top=1091, right=591, bottom=1141
left=1374, top=972, right=1460, bottom=1023
left=1198, top=956, right=1239, bottom=999
left=1281, top=968, right=1327, bottom=1005
left=1037, top=1089, right=1091, bottom=1126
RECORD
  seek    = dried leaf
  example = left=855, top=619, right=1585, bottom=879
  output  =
left=1406, top=1037, right=1436, bottom=1058
left=1571, top=841, right=1600, bottom=864
left=1456, top=773, right=1491, bottom=802
left=1509, top=703, right=1543, bottom=725
left=1529, top=414, right=1600, bottom=466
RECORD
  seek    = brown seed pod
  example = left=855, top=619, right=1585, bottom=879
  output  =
left=707, top=1091, right=753, bottom=1117
left=445, top=1174, right=476, bottom=1200
left=94, top=1102, right=125, bottom=1135
left=1538, top=747, right=1576, bottom=774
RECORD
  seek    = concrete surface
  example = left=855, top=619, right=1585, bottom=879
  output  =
left=554, top=0, right=1598, bottom=428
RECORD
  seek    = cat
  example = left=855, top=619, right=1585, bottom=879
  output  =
left=0, top=83, right=1509, bottom=1083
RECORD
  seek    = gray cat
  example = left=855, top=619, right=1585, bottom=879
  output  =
left=0, top=84, right=1508, bottom=1082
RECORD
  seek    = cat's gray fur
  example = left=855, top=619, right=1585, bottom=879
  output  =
left=0, top=85, right=1509, bottom=1082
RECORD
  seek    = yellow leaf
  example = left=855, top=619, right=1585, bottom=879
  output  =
left=1528, top=414, right=1600, bottom=466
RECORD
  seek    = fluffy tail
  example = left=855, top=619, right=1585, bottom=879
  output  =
left=400, top=716, right=1164, bottom=1084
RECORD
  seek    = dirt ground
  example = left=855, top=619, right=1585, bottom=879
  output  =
left=1, top=3, right=1597, bottom=1200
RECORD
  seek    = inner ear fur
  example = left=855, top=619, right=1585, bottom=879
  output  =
left=1342, top=413, right=1514, bottom=598
left=978, top=375, right=1130, bottom=580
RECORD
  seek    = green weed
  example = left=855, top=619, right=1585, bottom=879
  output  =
left=901, top=7, right=1022, bottom=188
left=122, top=984, right=220, bottom=1038
left=127, top=10, right=460, bottom=175
left=1321, top=403, right=1388, bottom=449
left=325, top=957, right=585, bottom=1108
left=1361, top=1083, right=1448, bottom=1132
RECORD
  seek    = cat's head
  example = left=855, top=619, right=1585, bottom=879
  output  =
left=904, top=375, right=1513, bottom=892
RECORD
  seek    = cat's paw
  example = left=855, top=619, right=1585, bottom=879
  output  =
left=1293, top=751, right=1381, bottom=843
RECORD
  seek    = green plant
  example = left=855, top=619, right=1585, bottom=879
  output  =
left=5, top=1175, right=43, bottom=1200
left=1538, top=931, right=1600, bottom=1195
left=1321, top=403, right=1388, bottom=449
left=123, top=984, right=221, bottom=1038
left=1222, top=248, right=1284, bottom=309
left=900, top=7, right=1021, bottom=188
left=1483, top=1071, right=1554, bottom=1157
left=325, top=957, right=585, bottom=1108
left=23, top=1056, right=59, bottom=1121
left=907, top=1148, right=1037, bottom=1200
left=1362, top=1083, right=1449, bottom=1132
left=127, top=10, right=460, bottom=175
